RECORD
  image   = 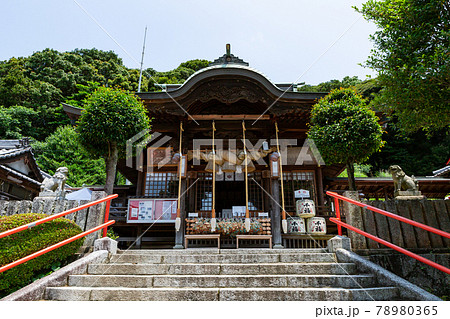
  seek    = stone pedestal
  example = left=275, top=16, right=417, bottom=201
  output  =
left=327, top=235, right=351, bottom=253
left=94, top=237, right=118, bottom=254
left=394, top=190, right=424, bottom=200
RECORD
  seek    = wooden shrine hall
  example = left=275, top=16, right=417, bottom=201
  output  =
left=65, top=45, right=348, bottom=249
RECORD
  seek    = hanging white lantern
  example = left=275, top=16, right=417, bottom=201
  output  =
left=282, top=218, right=288, bottom=234
left=172, top=152, right=181, bottom=163
left=270, top=152, right=280, bottom=162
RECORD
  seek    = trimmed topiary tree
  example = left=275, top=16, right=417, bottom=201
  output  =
left=76, top=87, right=151, bottom=194
left=308, top=88, right=384, bottom=191
left=0, top=214, right=84, bottom=296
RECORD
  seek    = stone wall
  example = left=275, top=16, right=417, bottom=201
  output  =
left=343, top=191, right=450, bottom=250
left=0, top=191, right=107, bottom=246
left=365, top=252, right=449, bottom=298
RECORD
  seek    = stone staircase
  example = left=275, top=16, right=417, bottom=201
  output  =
left=45, top=249, right=400, bottom=301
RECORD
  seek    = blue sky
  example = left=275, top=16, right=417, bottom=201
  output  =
left=1, top=0, right=377, bottom=85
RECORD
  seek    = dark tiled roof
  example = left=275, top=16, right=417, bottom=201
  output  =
left=0, top=164, right=42, bottom=186
left=0, top=140, right=23, bottom=150
left=433, top=165, right=450, bottom=177
left=0, top=144, right=43, bottom=182
left=0, top=147, right=34, bottom=160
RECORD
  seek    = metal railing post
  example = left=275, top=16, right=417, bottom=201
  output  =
left=334, top=197, right=342, bottom=236
left=103, top=199, right=112, bottom=238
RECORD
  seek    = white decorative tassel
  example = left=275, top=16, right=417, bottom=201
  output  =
left=175, top=217, right=181, bottom=231
left=245, top=217, right=251, bottom=232
left=211, top=217, right=217, bottom=232
left=282, top=219, right=288, bottom=234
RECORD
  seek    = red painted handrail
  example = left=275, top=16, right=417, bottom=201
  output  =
left=0, top=194, right=118, bottom=274
left=0, top=220, right=115, bottom=273
left=330, top=218, right=450, bottom=275
left=326, top=191, right=450, bottom=274
left=327, top=191, right=450, bottom=239
left=0, top=194, right=118, bottom=239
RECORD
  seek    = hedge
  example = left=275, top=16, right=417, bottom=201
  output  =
left=0, top=213, right=84, bottom=296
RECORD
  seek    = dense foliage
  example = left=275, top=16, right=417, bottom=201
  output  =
left=77, top=87, right=150, bottom=194
left=308, top=88, right=385, bottom=190
left=356, top=0, right=450, bottom=133
left=0, top=213, right=83, bottom=296
left=298, top=76, right=363, bottom=92
left=145, top=59, right=210, bottom=90
left=0, top=48, right=209, bottom=186
left=33, top=125, right=106, bottom=187
left=366, top=124, right=450, bottom=176
left=0, top=48, right=209, bottom=140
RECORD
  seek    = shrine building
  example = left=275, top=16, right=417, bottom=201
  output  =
left=63, top=45, right=449, bottom=249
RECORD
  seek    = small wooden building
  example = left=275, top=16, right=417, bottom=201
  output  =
left=0, top=139, right=44, bottom=200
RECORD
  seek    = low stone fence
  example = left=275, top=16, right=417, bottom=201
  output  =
left=0, top=191, right=107, bottom=246
left=362, top=251, right=449, bottom=298
left=342, top=191, right=450, bottom=250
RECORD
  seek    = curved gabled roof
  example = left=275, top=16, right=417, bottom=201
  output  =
left=137, top=63, right=325, bottom=102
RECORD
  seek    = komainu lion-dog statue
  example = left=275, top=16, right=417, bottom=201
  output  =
left=388, top=165, right=418, bottom=192
left=40, top=167, right=69, bottom=198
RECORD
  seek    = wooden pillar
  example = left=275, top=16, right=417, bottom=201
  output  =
left=270, top=178, right=283, bottom=248
left=316, top=167, right=324, bottom=207
left=174, top=179, right=187, bottom=249
left=136, top=170, right=145, bottom=196
left=263, top=176, right=270, bottom=212
left=188, top=175, right=196, bottom=212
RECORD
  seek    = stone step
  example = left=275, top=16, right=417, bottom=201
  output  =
left=109, top=253, right=336, bottom=264
left=46, top=286, right=398, bottom=301
left=87, top=262, right=357, bottom=275
left=69, top=274, right=376, bottom=288
left=117, top=248, right=327, bottom=255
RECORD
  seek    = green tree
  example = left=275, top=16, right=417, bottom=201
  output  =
left=0, top=105, right=43, bottom=139
left=64, top=81, right=101, bottom=107
left=145, top=59, right=211, bottom=91
left=33, top=125, right=106, bottom=187
left=366, top=123, right=450, bottom=176
left=0, top=107, right=20, bottom=139
left=76, top=87, right=150, bottom=194
left=356, top=0, right=450, bottom=133
left=179, top=59, right=210, bottom=71
left=308, top=88, right=385, bottom=190
left=298, top=76, right=363, bottom=92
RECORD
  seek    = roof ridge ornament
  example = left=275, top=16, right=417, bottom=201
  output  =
left=209, top=43, right=249, bottom=66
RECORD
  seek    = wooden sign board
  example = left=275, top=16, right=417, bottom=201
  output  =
left=295, top=189, right=310, bottom=198
left=127, top=198, right=177, bottom=223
